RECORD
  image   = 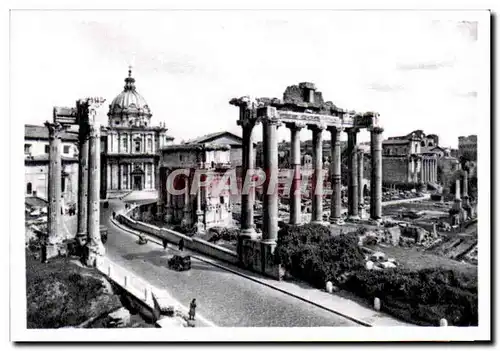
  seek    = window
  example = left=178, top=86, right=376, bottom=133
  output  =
left=24, top=144, right=32, bottom=154
left=45, top=145, right=50, bottom=153
left=63, top=145, right=70, bottom=154
left=135, top=141, right=141, bottom=152
left=61, top=177, right=66, bottom=192
left=26, top=182, right=32, bottom=194
left=180, top=154, right=183, bottom=161
left=122, top=137, right=128, bottom=152
left=147, top=138, right=152, bottom=152
left=220, top=196, right=225, bottom=204
left=421, top=141, right=426, bottom=147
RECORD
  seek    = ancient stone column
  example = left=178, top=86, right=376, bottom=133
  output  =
left=195, top=184, right=205, bottom=233
left=407, top=157, right=413, bottom=183
left=329, top=127, right=342, bottom=224
left=181, top=171, right=192, bottom=227
left=347, top=128, right=359, bottom=218
left=370, top=127, right=384, bottom=221
left=357, top=148, right=365, bottom=217
left=157, top=167, right=166, bottom=220
left=309, top=124, right=326, bottom=224
left=165, top=169, right=173, bottom=223
left=76, top=115, right=90, bottom=246
left=462, top=170, right=470, bottom=204
left=455, top=179, right=461, bottom=200
left=85, top=123, right=105, bottom=267
left=238, top=119, right=257, bottom=237
left=260, top=106, right=280, bottom=242
left=45, top=122, right=64, bottom=260
left=288, top=122, right=305, bottom=225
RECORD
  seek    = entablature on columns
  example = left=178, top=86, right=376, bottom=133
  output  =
left=230, top=82, right=382, bottom=132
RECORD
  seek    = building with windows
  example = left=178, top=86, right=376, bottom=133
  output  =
left=24, top=124, right=79, bottom=207
left=157, top=144, right=233, bottom=232
left=100, top=68, right=174, bottom=198
left=381, top=130, right=440, bottom=186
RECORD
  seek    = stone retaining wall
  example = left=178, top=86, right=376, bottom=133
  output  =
left=117, top=213, right=239, bottom=265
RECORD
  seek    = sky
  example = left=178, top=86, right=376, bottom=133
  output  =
left=11, top=10, right=481, bottom=148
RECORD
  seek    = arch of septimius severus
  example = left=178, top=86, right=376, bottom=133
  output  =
left=230, top=82, right=384, bottom=277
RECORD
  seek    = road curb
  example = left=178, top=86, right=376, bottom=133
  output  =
left=110, top=217, right=373, bottom=327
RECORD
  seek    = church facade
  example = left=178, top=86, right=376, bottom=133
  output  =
left=100, top=69, right=174, bottom=198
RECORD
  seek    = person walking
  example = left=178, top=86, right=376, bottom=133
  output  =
left=162, top=238, right=168, bottom=250
left=112, top=211, right=116, bottom=219
left=188, top=298, right=197, bottom=321
left=178, top=238, right=184, bottom=251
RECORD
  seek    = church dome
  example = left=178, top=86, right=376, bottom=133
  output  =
left=108, top=67, right=152, bottom=127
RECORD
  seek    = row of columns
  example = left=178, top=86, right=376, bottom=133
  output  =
left=106, top=162, right=155, bottom=190
left=238, top=106, right=384, bottom=246
left=421, top=158, right=437, bottom=183
left=75, top=99, right=105, bottom=266
left=157, top=168, right=204, bottom=230
left=45, top=119, right=103, bottom=264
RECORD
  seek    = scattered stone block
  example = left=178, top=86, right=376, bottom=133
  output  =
left=326, top=281, right=333, bottom=293
left=439, top=318, right=448, bottom=327
left=374, top=297, right=381, bottom=311
left=107, top=307, right=131, bottom=328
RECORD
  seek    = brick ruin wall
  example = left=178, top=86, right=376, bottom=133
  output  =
left=382, top=156, right=409, bottom=185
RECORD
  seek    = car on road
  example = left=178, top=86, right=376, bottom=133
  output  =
left=168, top=254, right=192, bottom=271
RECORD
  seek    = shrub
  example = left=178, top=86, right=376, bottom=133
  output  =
left=274, top=224, right=365, bottom=287
left=344, top=268, right=478, bottom=326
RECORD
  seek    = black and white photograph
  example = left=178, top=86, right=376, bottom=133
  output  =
left=8, top=3, right=492, bottom=343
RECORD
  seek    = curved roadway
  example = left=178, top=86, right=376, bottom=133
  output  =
left=101, top=200, right=359, bottom=327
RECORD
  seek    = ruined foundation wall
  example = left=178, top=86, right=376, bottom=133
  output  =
left=382, top=156, right=409, bottom=185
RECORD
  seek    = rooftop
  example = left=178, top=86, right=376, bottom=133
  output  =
left=382, top=139, right=410, bottom=145
left=184, top=131, right=242, bottom=145
left=25, top=124, right=78, bottom=141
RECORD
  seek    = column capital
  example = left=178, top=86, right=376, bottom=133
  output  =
left=369, top=126, right=384, bottom=134
left=345, top=127, right=360, bottom=134
left=285, top=121, right=306, bottom=130
left=327, top=126, right=344, bottom=133
left=307, top=123, right=327, bottom=131
left=237, top=118, right=259, bottom=129
left=44, top=121, right=67, bottom=140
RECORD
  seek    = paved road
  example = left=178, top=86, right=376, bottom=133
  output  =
left=101, top=200, right=359, bottom=327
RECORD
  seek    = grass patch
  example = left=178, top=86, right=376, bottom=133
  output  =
left=26, top=250, right=122, bottom=328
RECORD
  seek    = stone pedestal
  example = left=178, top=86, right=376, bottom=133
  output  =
left=260, top=240, right=279, bottom=278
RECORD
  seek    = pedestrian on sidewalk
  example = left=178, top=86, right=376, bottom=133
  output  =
left=112, top=211, right=116, bottom=219
left=178, top=238, right=184, bottom=251
left=189, top=298, right=197, bottom=321
left=162, top=238, right=168, bottom=250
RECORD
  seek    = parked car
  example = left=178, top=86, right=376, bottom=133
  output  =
left=168, top=254, right=192, bottom=271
